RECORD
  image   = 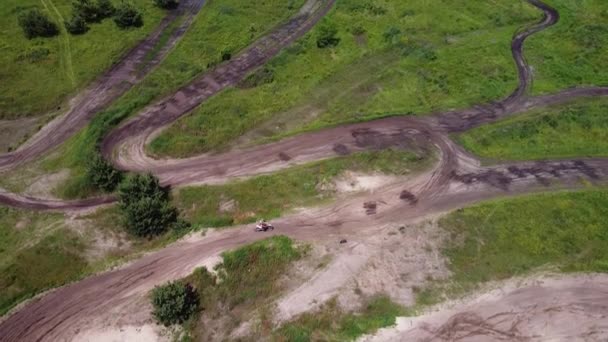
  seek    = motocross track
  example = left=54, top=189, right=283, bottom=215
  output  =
left=1, top=0, right=608, bottom=341
left=0, top=0, right=206, bottom=172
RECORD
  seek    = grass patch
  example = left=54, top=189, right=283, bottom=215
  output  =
left=273, top=296, right=405, bottom=342
left=526, top=0, right=608, bottom=94
left=174, top=149, right=430, bottom=227
left=0, top=206, right=89, bottom=315
left=181, top=236, right=304, bottom=340
left=418, top=189, right=608, bottom=306
left=457, top=98, right=608, bottom=161
left=149, top=0, right=542, bottom=157
left=41, top=0, right=304, bottom=199
left=0, top=0, right=164, bottom=119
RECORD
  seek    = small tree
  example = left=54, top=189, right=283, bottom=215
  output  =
left=114, top=2, right=143, bottom=29
left=96, top=0, right=116, bottom=18
left=18, top=9, right=59, bottom=39
left=151, top=281, right=199, bottom=326
left=65, top=15, right=88, bottom=35
left=316, top=22, right=340, bottom=48
left=85, top=154, right=122, bottom=191
left=118, top=173, right=177, bottom=237
left=154, top=0, right=179, bottom=10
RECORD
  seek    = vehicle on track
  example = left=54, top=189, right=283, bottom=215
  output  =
left=255, top=219, right=274, bottom=232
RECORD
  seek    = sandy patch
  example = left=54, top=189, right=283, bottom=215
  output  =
left=72, top=324, right=165, bottom=342
left=24, top=169, right=70, bottom=199
left=274, top=220, right=449, bottom=322
left=334, top=171, right=400, bottom=194
left=360, top=273, right=608, bottom=342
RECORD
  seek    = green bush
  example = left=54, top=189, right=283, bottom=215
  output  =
left=316, top=22, right=340, bottom=48
left=72, top=0, right=102, bottom=22
left=154, top=0, right=179, bottom=10
left=96, top=0, right=116, bottom=18
left=118, top=173, right=178, bottom=237
left=18, top=9, right=59, bottom=39
left=85, top=154, right=122, bottom=192
left=151, top=281, right=199, bottom=326
left=65, top=15, right=88, bottom=35
left=114, top=2, right=143, bottom=29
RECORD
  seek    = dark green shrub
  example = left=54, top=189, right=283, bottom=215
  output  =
left=316, top=22, right=340, bottom=48
left=154, top=0, right=179, bottom=10
left=96, top=0, right=116, bottom=18
left=65, top=15, right=88, bottom=35
left=151, top=281, right=199, bottom=326
left=72, top=0, right=102, bottom=22
left=114, top=2, right=143, bottom=29
left=118, top=173, right=178, bottom=237
left=221, top=50, right=232, bottom=61
left=18, top=9, right=59, bottom=39
left=85, top=154, right=122, bottom=191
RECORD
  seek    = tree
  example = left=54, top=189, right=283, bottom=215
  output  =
left=65, top=15, right=88, bottom=35
left=96, top=0, right=116, bottom=18
left=114, top=2, right=143, bottom=29
left=154, top=0, right=179, bottom=10
left=118, top=173, right=177, bottom=237
left=85, top=153, right=122, bottom=191
left=18, top=9, right=59, bottom=39
left=316, top=22, right=340, bottom=48
left=151, top=281, right=199, bottom=326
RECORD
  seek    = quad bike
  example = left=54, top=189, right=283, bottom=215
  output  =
left=255, top=221, right=274, bottom=232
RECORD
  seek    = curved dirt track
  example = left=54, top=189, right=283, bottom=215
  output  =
left=0, top=0, right=206, bottom=172
left=1, top=0, right=608, bottom=341
left=363, top=274, right=608, bottom=342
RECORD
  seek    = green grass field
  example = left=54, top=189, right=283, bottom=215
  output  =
left=0, top=0, right=164, bottom=119
left=150, top=0, right=542, bottom=157
left=40, top=0, right=304, bottom=199
left=174, top=149, right=430, bottom=227
left=526, top=0, right=608, bottom=94
left=0, top=207, right=88, bottom=315
left=416, top=189, right=608, bottom=306
left=457, top=98, right=608, bottom=161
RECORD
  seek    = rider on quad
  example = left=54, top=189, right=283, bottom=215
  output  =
left=255, top=219, right=274, bottom=232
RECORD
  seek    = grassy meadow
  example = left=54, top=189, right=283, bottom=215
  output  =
left=150, top=0, right=542, bottom=157
left=0, top=0, right=164, bottom=119
left=457, top=98, right=608, bottom=161
left=416, top=189, right=608, bottom=306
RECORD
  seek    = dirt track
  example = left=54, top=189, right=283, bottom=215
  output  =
left=1, top=0, right=608, bottom=340
left=0, top=0, right=206, bottom=172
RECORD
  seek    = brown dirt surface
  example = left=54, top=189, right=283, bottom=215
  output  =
left=1, top=1, right=608, bottom=341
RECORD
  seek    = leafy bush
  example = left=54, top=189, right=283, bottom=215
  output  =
left=316, top=22, right=340, bottom=48
left=96, top=0, right=116, bottom=18
left=114, top=2, right=143, bottom=29
left=72, top=0, right=102, bottom=22
left=18, top=9, right=59, bottom=39
left=151, top=281, right=199, bottom=326
left=154, top=0, right=179, bottom=10
left=65, top=15, right=88, bottom=35
left=85, top=154, right=122, bottom=191
left=118, top=173, right=178, bottom=237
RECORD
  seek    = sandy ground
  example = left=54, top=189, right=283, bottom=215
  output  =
left=360, top=274, right=608, bottom=342
left=73, top=325, right=165, bottom=342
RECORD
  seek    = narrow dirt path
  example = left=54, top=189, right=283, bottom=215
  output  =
left=0, top=0, right=206, bottom=172
left=1, top=1, right=608, bottom=340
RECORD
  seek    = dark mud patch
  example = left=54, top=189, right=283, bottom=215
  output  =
left=278, top=152, right=292, bottom=161
left=333, top=143, right=350, bottom=156
left=399, top=190, right=418, bottom=205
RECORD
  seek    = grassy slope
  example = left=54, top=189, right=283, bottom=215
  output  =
left=457, top=98, right=608, bottom=161
left=174, top=149, right=430, bottom=227
left=0, top=207, right=88, bottom=315
left=150, top=0, right=541, bottom=157
left=0, top=0, right=164, bottom=119
left=41, top=0, right=304, bottom=199
left=416, top=189, right=608, bottom=306
left=526, top=0, right=608, bottom=94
